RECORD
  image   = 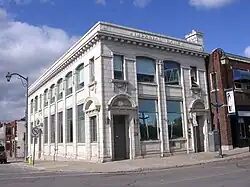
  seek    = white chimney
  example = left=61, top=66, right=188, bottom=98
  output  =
left=185, top=30, right=204, bottom=49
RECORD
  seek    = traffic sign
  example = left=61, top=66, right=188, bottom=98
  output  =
left=31, top=127, right=40, bottom=137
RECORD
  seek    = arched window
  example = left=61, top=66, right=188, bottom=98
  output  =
left=34, top=96, right=38, bottom=112
left=136, top=57, right=155, bottom=83
left=66, top=72, right=73, bottom=96
left=76, top=64, right=84, bottom=90
left=163, top=61, right=181, bottom=85
left=57, top=79, right=63, bottom=100
left=30, top=99, right=34, bottom=114
left=44, top=89, right=49, bottom=107
left=50, top=84, right=56, bottom=103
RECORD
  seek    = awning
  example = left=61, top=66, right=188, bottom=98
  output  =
left=233, top=69, right=250, bottom=81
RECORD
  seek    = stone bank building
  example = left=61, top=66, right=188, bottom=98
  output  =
left=28, top=22, right=210, bottom=162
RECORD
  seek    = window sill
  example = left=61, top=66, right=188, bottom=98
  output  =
left=76, top=87, right=84, bottom=94
left=138, top=82, right=157, bottom=86
left=88, top=81, right=97, bottom=87
left=169, top=138, right=186, bottom=142
left=90, top=142, right=97, bottom=145
left=57, top=98, right=63, bottom=103
left=111, top=79, right=129, bottom=84
left=66, top=94, right=73, bottom=99
left=165, top=84, right=182, bottom=88
left=66, top=143, right=73, bottom=145
left=77, top=143, right=86, bottom=146
left=190, top=86, right=201, bottom=92
left=141, top=140, right=160, bottom=144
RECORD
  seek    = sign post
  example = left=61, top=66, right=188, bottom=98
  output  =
left=31, top=126, right=40, bottom=165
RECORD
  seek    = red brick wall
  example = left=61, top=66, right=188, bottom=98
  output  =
left=208, top=49, right=250, bottom=147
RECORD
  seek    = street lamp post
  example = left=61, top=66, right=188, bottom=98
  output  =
left=211, top=48, right=225, bottom=158
left=6, top=72, right=29, bottom=162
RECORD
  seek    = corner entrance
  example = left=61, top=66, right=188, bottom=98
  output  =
left=113, top=115, right=127, bottom=161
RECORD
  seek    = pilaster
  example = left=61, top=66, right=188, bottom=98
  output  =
left=72, top=70, right=77, bottom=158
left=63, top=78, right=67, bottom=157
left=48, top=90, right=51, bottom=155
left=54, top=86, right=58, bottom=158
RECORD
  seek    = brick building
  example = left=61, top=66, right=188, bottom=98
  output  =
left=207, top=48, right=250, bottom=150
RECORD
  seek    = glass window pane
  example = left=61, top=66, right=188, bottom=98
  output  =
left=77, top=104, right=85, bottom=143
left=79, top=68, right=84, bottom=84
left=44, top=117, right=48, bottom=143
left=138, top=99, right=158, bottom=141
left=114, top=55, right=123, bottom=71
left=164, top=61, right=180, bottom=85
left=66, top=108, right=73, bottom=143
left=57, top=112, right=63, bottom=143
left=136, top=57, right=155, bottom=75
left=167, top=101, right=183, bottom=139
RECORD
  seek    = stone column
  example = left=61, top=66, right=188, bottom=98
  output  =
left=72, top=70, right=77, bottom=158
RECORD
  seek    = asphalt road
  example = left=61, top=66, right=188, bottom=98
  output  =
left=1, top=157, right=250, bottom=187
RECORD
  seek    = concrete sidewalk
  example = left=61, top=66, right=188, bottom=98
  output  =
left=15, top=147, right=250, bottom=173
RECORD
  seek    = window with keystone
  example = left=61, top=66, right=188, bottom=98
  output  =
left=164, top=61, right=181, bottom=85
left=138, top=99, right=158, bottom=141
left=136, top=57, right=155, bottom=83
left=114, top=55, right=124, bottom=80
left=76, top=64, right=84, bottom=90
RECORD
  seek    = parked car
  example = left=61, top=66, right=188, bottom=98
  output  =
left=0, top=145, right=7, bottom=164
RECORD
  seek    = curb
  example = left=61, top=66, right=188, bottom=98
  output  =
left=12, top=153, right=250, bottom=174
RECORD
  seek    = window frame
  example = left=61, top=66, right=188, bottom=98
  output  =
left=89, top=57, right=95, bottom=83
left=163, top=61, right=181, bottom=85
left=76, top=64, right=85, bottom=90
left=57, top=112, right=63, bottom=143
left=66, top=72, right=73, bottom=96
left=57, top=79, right=63, bottom=100
left=77, top=104, right=85, bottom=143
left=210, top=72, right=218, bottom=91
left=44, top=90, right=48, bottom=107
left=50, top=114, right=55, bottom=143
left=136, top=57, right=156, bottom=83
left=90, top=116, right=97, bottom=143
left=113, top=54, right=124, bottom=80
left=66, top=108, right=73, bottom=143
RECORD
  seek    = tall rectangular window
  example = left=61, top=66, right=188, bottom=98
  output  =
left=39, top=94, right=42, bottom=110
left=210, top=72, right=217, bottom=90
left=114, top=55, right=124, bottom=80
left=35, top=97, right=38, bottom=112
left=190, top=66, right=198, bottom=87
left=138, top=99, right=158, bottom=141
left=90, top=116, right=97, bottom=143
left=77, top=64, right=84, bottom=90
left=136, top=57, right=155, bottom=83
left=50, top=86, right=56, bottom=103
left=66, top=108, right=73, bottom=143
left=89, top=58, right=95, bottom=82
left=30, top=122, right=33, bottom=144
left=66, top=73, right=73, bottom=96
left=44, top=117, right=48, bottom=143
left=57, top=79, right=63, bottom=100
left=164, top=61, right=181, bottom=85
left=77, top=104, right=85, bottom=143
left=167, top=101, right=183, bottom=139
left=44, top=90, right=48, bottom=107
left=57, top=112, right=63, bottom=143
left=50, top=115, right=55, bottom=143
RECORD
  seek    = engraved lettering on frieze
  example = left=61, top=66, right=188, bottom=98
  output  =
left=130, top=32, right=183, bottom=47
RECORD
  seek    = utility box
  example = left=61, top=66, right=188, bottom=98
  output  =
left=208, top=130, right=220, bottom=152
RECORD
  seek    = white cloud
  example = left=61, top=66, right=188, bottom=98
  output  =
left=189, top=0, right=235, bottom=8
left=0, top=0, right=51, bottom=6
left=133, top=0, right=151, bottom=8
left=244, top=46, right=250, bottom=58
left=0, top=8, right=78, bottom=121
left=96, top=0, right=106, bottom=5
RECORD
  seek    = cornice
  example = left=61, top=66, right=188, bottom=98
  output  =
left=29, top=22, right=208, bottom=96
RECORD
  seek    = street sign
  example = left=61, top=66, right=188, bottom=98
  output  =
left=31, top=127, right=40, bottom=137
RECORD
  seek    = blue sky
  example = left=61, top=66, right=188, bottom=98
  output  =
left=2, top=0, right=250, bottom=55
left=0, top=0, right=250, bottom=121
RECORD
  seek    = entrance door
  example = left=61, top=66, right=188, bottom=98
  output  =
left=195, top=116, right=205, bottom=152
left=113, top=115, right=127, bottom=161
